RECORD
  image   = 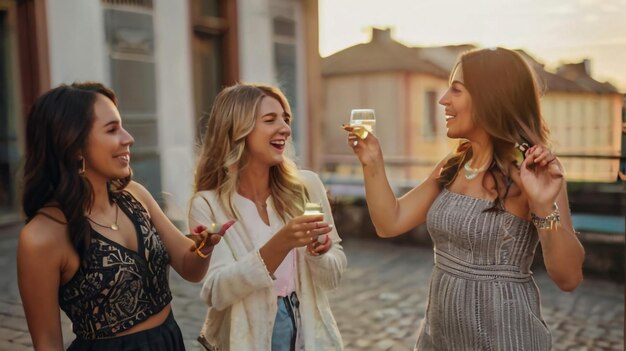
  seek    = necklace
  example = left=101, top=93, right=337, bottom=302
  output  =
left=463, top=160, right=490, bottom=180
left=87, top=203, right=119, bottom=230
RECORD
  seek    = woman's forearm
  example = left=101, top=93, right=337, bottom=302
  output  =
left=362, top=161, right=401, bottom=237
left=539, top=227, right=585, bottom=291
left=181, top=249, right=212, bottom=283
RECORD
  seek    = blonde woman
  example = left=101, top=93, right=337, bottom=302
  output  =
left=189, top=83, right=346, bottom=351
left=345, top=47, right=584, bottom=350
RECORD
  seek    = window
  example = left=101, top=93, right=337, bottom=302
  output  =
left=190, top=0, right=238, bottom=138
left=273, top=16, right=298, bottom=142
left=0, top=2, right=21, bottom=217
left=103, top=1, right=162, bottom=199
left=192, top=31, right=222, bottom=137
left=563, top=101, right=572, bottom=148
left=198, top=0, right=219, bottom=16
left=619, top=95, right=626, bottom=180
left=423, top=90, right=438, bottom=140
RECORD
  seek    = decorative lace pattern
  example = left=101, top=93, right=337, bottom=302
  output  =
left=59, top=191, right=172, bottom=339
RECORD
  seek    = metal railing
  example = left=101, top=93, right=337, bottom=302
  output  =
left=320, top=153, right=626, bottom=235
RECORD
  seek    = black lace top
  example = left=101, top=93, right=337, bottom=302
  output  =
left=59, top=191, right=172, bottom=339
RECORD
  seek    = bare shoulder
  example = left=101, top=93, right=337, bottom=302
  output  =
left=425, top=154, right=454, bottom=183
left=123, top=181, right=154, bottom=210
left=401, top=156, right=449, bottom=200
left=501, top=164, right=532, bottom=217
left=19, top=210, right=70, bottom=258
left=436, top=154, right=455, bottom=171
left=506, top=164, right=527, bottom=198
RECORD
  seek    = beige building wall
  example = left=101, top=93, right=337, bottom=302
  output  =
left=406, top=74, right=454, bottom=182
left=322, top=72, right=405, bottom=154
left=322, top=71, right=622, bottom=185
left=239, top=0, right=319, bottom=169
left=322, top=72, right=456, bottom=184
left=542, top=92, right=622, bottom=182
left=302, top=0, right=322, bottom=170
left=322, top=72, right=405, bottom=179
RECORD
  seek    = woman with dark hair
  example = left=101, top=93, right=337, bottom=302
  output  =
left=17, top=82, right=224, bottom=351
left=345, top=47, right=584, bottom=350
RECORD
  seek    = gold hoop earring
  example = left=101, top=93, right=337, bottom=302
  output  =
left=78, top=158, right=86, bottom=176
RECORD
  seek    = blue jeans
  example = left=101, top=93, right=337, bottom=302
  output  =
left=272, top=292, right=299, bottom=351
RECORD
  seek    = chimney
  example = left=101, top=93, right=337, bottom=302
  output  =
left=370, top=27, right=392, bottom=43
left=556, top=59, right=592, bottom=80
left=582, top=58, right=590, bottom=75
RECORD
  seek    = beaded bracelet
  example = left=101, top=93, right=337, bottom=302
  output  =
left=531, top=203, right=561, bottom=230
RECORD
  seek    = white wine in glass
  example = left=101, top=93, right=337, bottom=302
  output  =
left=350, top=109, right=376, bottom=139
left=303, top=202, right=327, bottom=243
left=303, top=202, right=323, bottom=216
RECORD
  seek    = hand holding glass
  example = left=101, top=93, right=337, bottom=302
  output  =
left=304, top=202, right=327, bottom=243
left=350, top=109, right=376, bottom=139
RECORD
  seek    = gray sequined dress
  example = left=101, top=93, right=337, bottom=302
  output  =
left=414, top=188, right=551, bottom=351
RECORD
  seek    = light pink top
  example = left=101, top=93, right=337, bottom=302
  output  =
left=234, top=193, right=295, bottom=297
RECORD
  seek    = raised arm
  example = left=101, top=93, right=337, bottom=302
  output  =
left=346, top=128, right=446, bottom=237
left=17, top=217, right=67, bottom=351
left=126, top=181, right=215, bottom=283
left=536, top=179, right=584, bottom=291
left=519, top=146, right=584, bottom=291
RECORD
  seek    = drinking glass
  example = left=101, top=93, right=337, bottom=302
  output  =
left=349, top=109, right=376, bottom=139
left=303, top=202, right=323, bottom=216
left=303, top=202, right=327, bottom=243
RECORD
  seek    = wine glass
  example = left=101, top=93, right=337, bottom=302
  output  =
left=349, top=109, right=376, bottom=139
left=303, top=202, right=327, bottom=243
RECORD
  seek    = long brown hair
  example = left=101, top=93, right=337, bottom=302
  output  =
left=194, top=83, right=308, bottom=222
left=438, top=47, right=550, bottom=209
left=22, top=82, right=131, bottom=257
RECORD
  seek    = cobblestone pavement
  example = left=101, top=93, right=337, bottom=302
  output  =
left=1, top=224, right=623, bottom=350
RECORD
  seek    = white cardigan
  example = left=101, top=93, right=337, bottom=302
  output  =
left=188, top=170, right=346, bottom=351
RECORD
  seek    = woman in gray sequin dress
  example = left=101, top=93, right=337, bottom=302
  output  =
left=344, top=47, right=584, bottom=351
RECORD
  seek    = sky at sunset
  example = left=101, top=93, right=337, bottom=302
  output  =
left=319, top=0, right=626, bottom=92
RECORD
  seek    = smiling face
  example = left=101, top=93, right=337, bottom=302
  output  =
left=439, top=63, right=480, bottom=140
left=244, top=95, right=292, bottom=168
left=83, top=93, right=134, bottom=184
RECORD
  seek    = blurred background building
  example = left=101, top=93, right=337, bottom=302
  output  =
left=320, top=28, right=623, bottom=185
left=320, top=28, right=624, bottom=272
left=1, top=5, right=623, bottom=240
left=0, top=0, right=321, bottom=227
left=0, top=3, right=622, bottom=349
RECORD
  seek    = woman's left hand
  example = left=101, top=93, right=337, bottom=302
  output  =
left=519, top=145, right=564, bottom=211
left=187, top=220, right=236, bottom=255
left=306, top=234, right=332, bottom=256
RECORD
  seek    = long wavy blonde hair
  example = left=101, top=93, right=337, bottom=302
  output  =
left=194, top=83, right=308, bottom=221
left=437, top=47, right=550, bottom=210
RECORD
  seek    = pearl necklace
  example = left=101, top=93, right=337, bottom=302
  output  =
left=463, top=160, right=490, bottom=180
